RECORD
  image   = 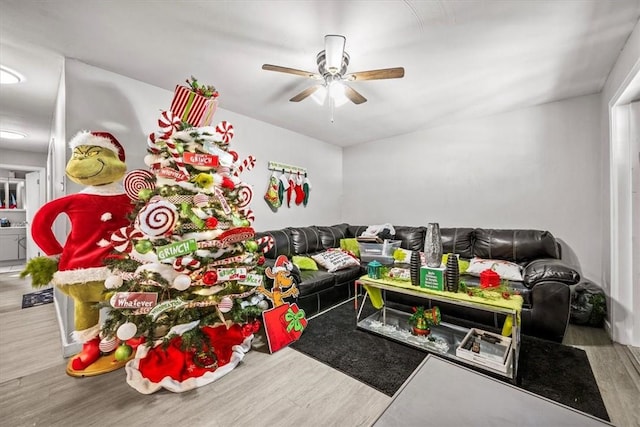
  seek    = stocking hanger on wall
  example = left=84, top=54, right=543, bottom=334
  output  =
left=268, top=161, right=306, bottom=175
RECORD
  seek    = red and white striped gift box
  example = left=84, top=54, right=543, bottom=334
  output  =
left=170, top=85, right=218, bottom=127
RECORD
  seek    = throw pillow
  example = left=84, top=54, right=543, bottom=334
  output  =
left=339, top=238, right=361, bottom=258
left=442, top=254, right=470, bottom=273
left=393, top=248, right=413, bottom=264
left=466, top=257, right=524, bottom=281
left=291, top=255, right=318, bottom=271
left=312, top=249, right=360, bottom=273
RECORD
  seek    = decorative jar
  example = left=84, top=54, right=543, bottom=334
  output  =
left=424, top=223, right=443, bottom=268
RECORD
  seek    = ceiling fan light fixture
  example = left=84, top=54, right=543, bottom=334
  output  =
left=324, top=35, right=346, bottom=75
left=0, top=65, right=25, bottom=84
left=329, top=81, right=349, bottom=107
left=311, top=85, right=328, bottom=105
left=0, top=129, right=27, bottom=139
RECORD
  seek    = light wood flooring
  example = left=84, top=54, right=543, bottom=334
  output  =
left=0, top=269, right=638, bottom=426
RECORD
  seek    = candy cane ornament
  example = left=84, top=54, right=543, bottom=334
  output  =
left=240, top=208, right=255, bottom=224
left=255, top=235, right=275, bottom=254
left=147, top=132, right=161, bottom=154
left=233, top=155, right=257, bottom=177
left=164, top=139, right=190, bottom=178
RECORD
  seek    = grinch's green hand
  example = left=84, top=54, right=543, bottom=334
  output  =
left=20, top=256, right=58, bottom=288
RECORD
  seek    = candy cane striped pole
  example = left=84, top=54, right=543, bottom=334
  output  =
left=147, top=132, right=161, bottom=154
left=240, top=208, right=255, bottom=224
left=255, top=235, right=274, bottom=253
left=164, top=139, right=190, bottom=177
left=233, top=155, right=257, bottom=177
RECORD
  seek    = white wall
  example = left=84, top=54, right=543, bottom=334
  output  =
left=343, top=94, right=602, bottom=281
left=0, top=150, right=47, bottom=168
left=64, top=59, right=343, bottom=231
left=601, top=19, right=640, bottom=345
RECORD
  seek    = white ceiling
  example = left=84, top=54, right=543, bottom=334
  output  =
left=1, top=1, right=639, bottom=154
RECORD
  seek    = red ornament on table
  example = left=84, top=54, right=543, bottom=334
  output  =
left=480, top=269, right=501, bottom=288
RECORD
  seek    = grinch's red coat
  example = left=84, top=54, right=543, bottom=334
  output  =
left=32, top=185, right=133, bottom=285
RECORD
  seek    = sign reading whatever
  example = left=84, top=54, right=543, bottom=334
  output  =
left=110, top=292, right=158, bottom=312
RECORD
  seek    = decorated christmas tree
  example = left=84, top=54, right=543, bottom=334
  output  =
left=100, top=77, right=269, bottom=393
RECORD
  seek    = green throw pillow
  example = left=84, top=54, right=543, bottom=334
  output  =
left=340, top=238, right=361, bottom=258
left=292, top=255, right=318, bottom=271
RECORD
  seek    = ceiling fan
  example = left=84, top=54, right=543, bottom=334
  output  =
left=262, top=35, right=404, bottom=106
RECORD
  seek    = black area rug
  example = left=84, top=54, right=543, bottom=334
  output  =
left=291, top=299, right=609, bottom=422
left=21, top=287, right=53, bottom=309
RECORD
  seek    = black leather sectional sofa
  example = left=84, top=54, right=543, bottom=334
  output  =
left=255, top=224, right=582, bottom=342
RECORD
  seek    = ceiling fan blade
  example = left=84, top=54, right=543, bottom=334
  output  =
left=289, top=85, right=321, bottom=102
left=345, top=67, right=405, bottom=81
left=262, top=64, right=321, bottom=79
left=344, top=85, right=367, bottom=105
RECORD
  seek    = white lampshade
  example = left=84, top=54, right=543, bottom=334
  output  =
left=324, top=35, right=345, bottom=75
left=329, top=81, right=349, bottom=107
left=311, top=85, right=328, bottom=105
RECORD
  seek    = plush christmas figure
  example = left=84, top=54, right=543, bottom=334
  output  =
left=21, top=131, right=134, bottom=376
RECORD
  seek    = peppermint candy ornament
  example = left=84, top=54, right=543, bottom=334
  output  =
left=215, top=121, right=234, bottom=144
left=110, top=226, right=144, bottom=253
left=136, top=200, right=178, bottom=237
left=158, top=110, right=182, bottom=138
left=123, top=169, right=156, bottom=201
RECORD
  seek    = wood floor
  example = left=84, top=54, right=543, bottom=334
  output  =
left=1, top=269, right=638, bottom=427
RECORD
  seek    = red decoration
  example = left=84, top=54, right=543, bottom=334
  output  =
left=262, top=302, right=307, bottom=353
left=170, top=85, right=218, bottom=127
left=480, top=269, right=501, bottom=288
left=137, top=324, right=245, bottom=384
left=257, top=256, right=266, bottom=266
left=206, top=217, right=218, bottom=229
left=203, top=270, right=218, bottom=285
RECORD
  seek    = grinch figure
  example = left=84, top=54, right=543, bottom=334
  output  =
left=21, top=131, right=134, bottom=376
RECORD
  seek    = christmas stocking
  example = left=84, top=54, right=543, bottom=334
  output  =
left=264, top=172, right=281, bottom=210
left=294, top=174, right=305, bottom=205
left=303, top=175, right=312, bottom=206
left=286, top=174, right=295, bottom=207
left=278, top=173, right=290, bottom=206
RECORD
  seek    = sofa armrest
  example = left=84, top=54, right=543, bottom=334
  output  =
left=523, top=258, right=580, bottom=289
left=521, top=280, right=571, bottom=342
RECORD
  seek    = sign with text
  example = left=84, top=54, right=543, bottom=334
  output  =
left=157, top=239, right=198, bottom=261
left=183, top=152, right=219, bottom=167
left=110, top=292, right=158, bottom=312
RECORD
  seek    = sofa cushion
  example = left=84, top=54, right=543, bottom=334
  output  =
left=289, top=226, right=323, bottom=254
left=254, top=229, right=293, bottom=259
left=340, top=238, right=361, bottom=257
left=312, top=249, right=360, bottom=273
left=393, top=226, right=426, bottom=251
left=331, top=264, right=364, bottom=284
left=466, top=257, right=524, bottom=281
left=317, top=223, right=350, bottom=249
left=523, top=258, right=580, bottom=288
left=297, top=270, right=336, bottom=297
left=292, top=255, right=318, bottom=271
left=441, top=228, right=475, bottom=259
left=473, top=229, right=560, bottom=263
left=347, top=225, right=368, bottom=239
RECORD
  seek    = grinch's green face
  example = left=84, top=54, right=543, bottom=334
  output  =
left=66, top=145, right=126, bottom=186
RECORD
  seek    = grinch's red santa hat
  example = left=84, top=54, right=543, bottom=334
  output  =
left=69, top=130, right=126, bottom=162
left=272, top=255, right=293, bottom=273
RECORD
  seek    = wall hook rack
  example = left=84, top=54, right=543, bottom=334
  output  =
left=267, top=161, right=306, bottom=175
